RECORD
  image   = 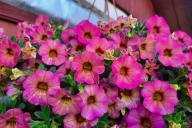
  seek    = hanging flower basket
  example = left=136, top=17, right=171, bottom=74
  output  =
left=0, top=14, right=192, bottom=128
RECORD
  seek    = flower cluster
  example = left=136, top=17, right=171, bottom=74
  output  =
left=0, top=14, right=192, bottom=128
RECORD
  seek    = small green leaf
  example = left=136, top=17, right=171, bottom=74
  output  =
left=38, top=64, right=47, bottom=70
left=49, top=66, right=56, bottom=72
left=34, top=106, right=51, bottom=120
left=10, top=35, right=17, bottom=42
left=18, top=39, right=25, bottom=48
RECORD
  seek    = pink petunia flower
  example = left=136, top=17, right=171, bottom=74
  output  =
left=38, top=40, right=67, bottom=66
left=62, top=28, right=77, bottom=43
left=6, top=83, right=20, bottom=97
left=126, top=105, right=165, bottom=128
left=72, top=51, right=105, bottom=84
left=112, top=55, right=146, bottom=89
left=23, top=70, right=60, bottom=105
left=0, top=38, right=21, bottom=67
left=76, top=20, right=101, bottom=44
left=146, top=15, right=170, bottom=38
left=172, top=30, right=192, bottom=47
left=141, top=80, right=178, bottom=115
left=156, top=38, right=186, bottom=67
left=79, top=84, right=108, bottom=120
left=0, top=108, right=31, bottom=128
left=55, top=61, right=71, bottom=81
left=137, top=36, right=156, bottom=59
left=184, top=53, right=192, bottom=71
left=35, top=15, right=49, bottom=27
left=16, top=21, right=30, bottom=40
left=64, top=113, right=98, bottom=128
left=86, top=37, right=111, bottom=59
left=68, top=39, right=86, bottom=55
left=28, top=26, right=53, bottom=44
left=120, top=88, right=140, bottom=109
left=48, top=88, right=80, bottom=116
left=0, top=28, right=6, bottom=40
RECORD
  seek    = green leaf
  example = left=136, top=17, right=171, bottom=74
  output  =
left=34, top=106, right=51, bottom=120
left=30, top=120, right=47, bottom=128
left=18, top=39, right=25, bottom=48
left=10, top=35, right=17, bottom=42
left=49, top=66, right=56, bottom=73
left=38, top=64, right=47, bottom=70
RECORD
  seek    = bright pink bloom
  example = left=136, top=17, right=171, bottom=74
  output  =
left=48, top=88, right=80, bottom=116
left=55, top=61, right=71, bottom=80
left=23, top=70, right=60, bottom=105
left=68, top=39, right=86, bottom=55
left=79, top=84, right=108, bottom=120
left=126, top=105, right=165, bottom=128
left=29, top=26, right=53, bottom=44
left=6, top=83, right=20, bottom=97
left=172, top=30, right=192, bottom=47
left=184, top=53, right=192, bottom=70
left=156, top=38, right=186, bottom=67
left=120, top=88, right=140, bottom=109
left=146, top=15, right=170, bottom=38
left=0, top=108, right=31, bottom=128
left=137, top=36, right=156, bottom=59
left=62, top=28, right=77, bottom=43
left=142, top=80, right=178, bottom=115
left=112, top=55, right=146, bottom=89
left=38, top=40, right=67, bottom=66
left=64, top=113, right=98, bottom=128
left=86, top=37, right=111, bottom=58
left=76, top=20, right=101, bottom=44
left=16, top=21, right=29, bottom=40
left=35, top=15, right=49, bottom=27
left=72, top=51, right=105, bottom=84
left=0, top=38, right=21, bottom=67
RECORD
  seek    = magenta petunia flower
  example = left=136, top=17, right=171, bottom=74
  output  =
left=72, top=51, right=105, bottom=84
left=120, top=88, right=140, bottom=109
left=146, top=15, right=170, bottom=38
left=184, top=53, right=192, bottom=70
left=79, top=84, right=108, bottom=120
left=0, top=38, right=21, bottom=67
left=0, top=108, right=31, bottom=128
left=35, top=15, right=49, bottom=27
left=112, top=55, right=146, bottom=90
left=126, top=105, right=165, bottom=128
left=16, top=21, right=30, bottom=40
left=28, top=26, right=53, bottom=44
left=64, top=113, right=98, bottom=128
left=172, top=30, right=192, bottom=47
left=156, top=38, right=186, bottom=67
left=23, top=70, right=60, bottom=105
left=137, top=36, right=156, bottom=59
left=6, top=83, right=20, bottom=97
left=141, top=80, right=178, bottom=115
left=76, top=20, right=101, bottom=44
left=62, top=28, right=77, bottom=43
left=48, top=88, right=80, bottom=116
left=68, top=39, right=86, bottom=55
left=55, top=61, right=71, bottom=80
left=86, top=37, right=111, bottom=59
left=38, top=40, right=67, bottom=66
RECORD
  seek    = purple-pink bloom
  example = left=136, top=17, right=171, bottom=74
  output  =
left=64, top=113, right=98, bottom=128
left=62, top=28, right=77, bottom=43
left=86, top=37, right=111, bottom=59
left=79, top=84, right=108, bottom=120
left=156, top=38, right=186, bottom=67
left=38, top=40, right=67, bottom=66
left=146, top=15, right=170, bottom=38
left=23, top=70, right=60, bottom=105
left=172, top=30, right=192, bottom=47
left=55, top=61, right=71, bottom=80
left=76, top=20, right=101, bottom=44
left=141, top=80, right=178, bottom=115
left=120, top=88, right=140, bottom=109
left=72, top=51, right=105, bottom=84
left=48, top=88, right=80, bottom=116
left=0, top=38, right=21, bottom=67
left=0, top=108, right=31, bottom=128
left=35, top=15, right=49, bottom=27
left=137, top=36, right=156, bottom=59
left=126, top=105, right=165, bottom=128
left=112, top=55, right=146, bottom=89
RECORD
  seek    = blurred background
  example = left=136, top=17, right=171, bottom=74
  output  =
left=0, top=0, right=192, bottom=35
